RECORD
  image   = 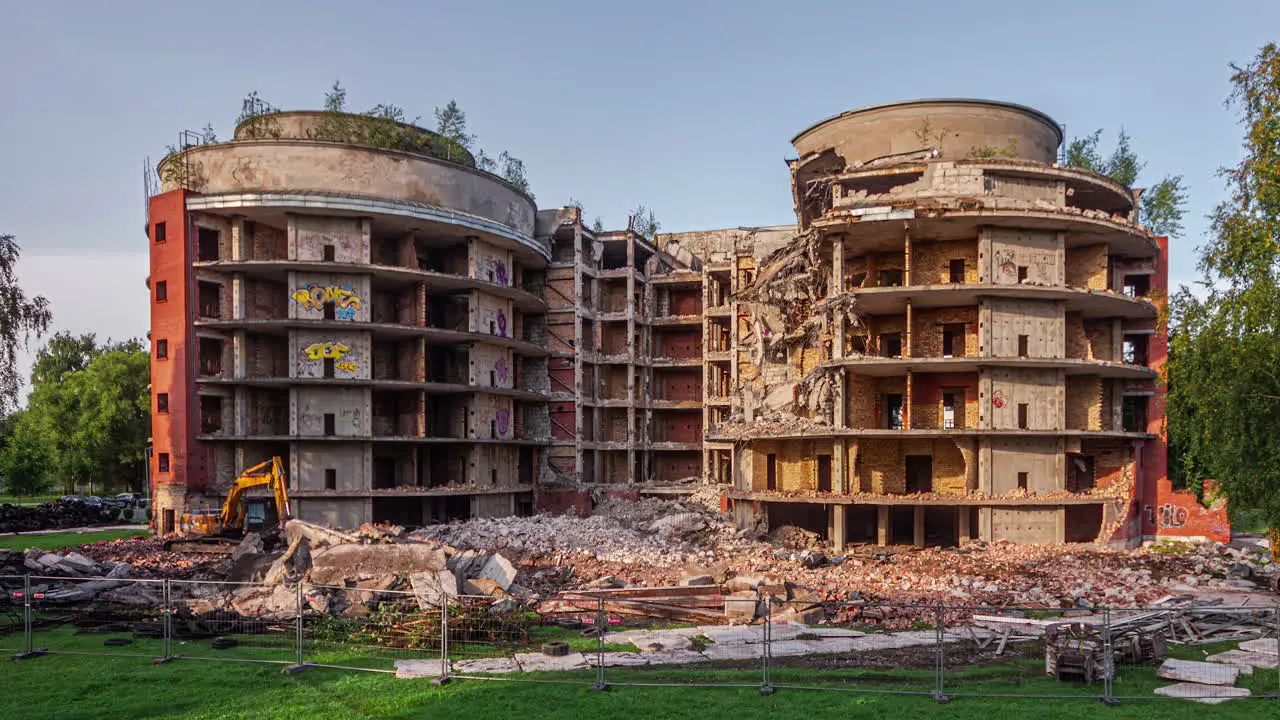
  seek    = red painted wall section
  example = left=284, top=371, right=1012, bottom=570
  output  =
left=148, top=190, right=207, bottom=508
left=1113, top=236, right=1231, bottom=544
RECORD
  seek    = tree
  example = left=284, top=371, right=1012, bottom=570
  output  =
left=1063, top=128, right=1187, bottom=237
left=22, top=336, right=149, bottom=494
left=499, top=151, right=531, bottom=197
left=434, top=100, right=475, bottom=150
left=0, top=411, right=51, bottom=500
left=0, top=234, right=52, bottom=415
left=1166, top=43, right=1280, bottom=528
left=629, top=204, right=661, bottom=239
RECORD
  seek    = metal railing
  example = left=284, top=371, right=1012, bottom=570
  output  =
left=2, top=572, right=1278, bottom=704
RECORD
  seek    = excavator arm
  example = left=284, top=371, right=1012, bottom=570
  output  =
left=166, top=456, right=291, bottom=553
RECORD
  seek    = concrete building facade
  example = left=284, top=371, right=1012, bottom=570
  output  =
left=148, top=111, right=549, bottom=532
left=149, top=100, right=1219, bottom=546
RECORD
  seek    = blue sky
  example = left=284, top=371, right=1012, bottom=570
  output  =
left=1, top=1, right=1276, bottom=387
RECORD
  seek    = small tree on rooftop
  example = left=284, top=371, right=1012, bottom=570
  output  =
left=1064, top=127, right=1187, bottom=237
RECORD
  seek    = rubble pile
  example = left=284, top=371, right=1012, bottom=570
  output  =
left=0, top=499, right=116, bottom=533
left=412, top=497, right=748, bottom=566
left=73, top=537, right=231, bottom=579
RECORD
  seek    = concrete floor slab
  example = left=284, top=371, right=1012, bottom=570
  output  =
left=642, top=649, right=710, bottom=665
left=1153, top=682, right=1251, bottom=704
left=699, top=643, right=764, bottom=661
left=393, top=659, right=446, bottom=678
left=1207, top=649, right=1279, bottom=672
left=593, top=652, right=651, bottom=667
left=514, top=652, right=591, bottom=673
left=1237, top=638, right=1280, bottom=657
left=1156, top=659, right=1240, bottom=686
left=452, top=657, right=521, bottom=675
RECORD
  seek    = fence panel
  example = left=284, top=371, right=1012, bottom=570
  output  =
left=165, top=579, right=298, bottom=665
left=1109, top=605, right=1279, bottom=703
left=301, top=582, right=446, bottom=674
left=445, top=593, right=598, bottom=685
left=26, top=575, right=168, bottom=660
left=0, top=574, right=26, bottom=654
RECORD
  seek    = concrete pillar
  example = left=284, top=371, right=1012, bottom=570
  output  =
left=877, top=505, right=890, bottom=546
left=830, top=504, right=847, bottom=551
left=903, top=228, right=913, bottom=286
left=958, top=506, right=971, bottom=546
left=831, top=236, right=844, bottom=298
left=833, top=369, right=846, bottom=428
left=833, top=439, right=847, bottom=493
left=904, top=299, right=913, bottom=358
left=231, top=217, right=246, bottom=261
left=913, top=505, right=925, bottom=548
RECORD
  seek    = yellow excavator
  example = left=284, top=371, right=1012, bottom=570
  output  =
left=164, top=457, right=293, bottom=554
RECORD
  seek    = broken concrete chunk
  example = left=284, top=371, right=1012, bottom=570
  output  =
left=473, top=552, right=517, bottom=591
left=680, top=574, right=716, bottom=587
left=230, top=532, right=264, bottom=562
left=394, top=659, right=447, bottom=678
left=462, top=577, right=510, bottom=600
left=409, top=569, right=458, bottom=609
left=1156, top=658, right=1240, bottom=686
left=724, top=590, right=760, bottom=621
left=1206, top=649, right=1278, bottom=670
left=308, top=543, right=445, bottom=586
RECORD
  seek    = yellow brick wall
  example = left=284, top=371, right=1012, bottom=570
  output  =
left=1065, top=244, right=1109, bottom=290
left=911, top=308, right=979, bottom=357
left=845, top=256, right=869, bottom=290
left=749, top=440, right=825, bottom=493
left=1065, top=376, right=1102, bottom=430
left=1085, top=320, right=1114, bottom=361
left=852, top=438, right=969, bottom=495
left=911, top=394, right=979, bottom=430
left=1065, top=312, right=1089, bottom=360
left=911, top=239, right=980, bottom=285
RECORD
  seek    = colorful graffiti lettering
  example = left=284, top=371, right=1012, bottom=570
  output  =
left=1158, top=503, right=1189, bottom=529
left=494, top=358, right=509, bottom=384
left=496, top=310, right=508, bottom=338
left=335, top=361, right=358, bottom=372
left=303, top=341, right=351, bottom=361
left=495, top=410, right=510, bottom=437
left=994, top=248, right=1016, bottom=278
left=292, top=285, right=363, bottom=320
left=991, top=389, right=1006, bottom=409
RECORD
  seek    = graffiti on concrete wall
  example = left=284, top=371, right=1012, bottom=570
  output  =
left=1145, top=503, right=1189, bottom=529
left=494, top=358, right=509, bottom=385
left=495, top=410, right=510, bottom=438
left=487, top=257, right=509, bottom=286
left=302, top=341, right=358, bottom=372
left=991, top=389, right=1007, bottom=409
left=496, top=309, right=508, bottom=337
left=292, top=284, right=363, bottom=320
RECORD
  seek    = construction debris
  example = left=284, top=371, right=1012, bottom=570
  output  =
left=0, top=499, right=117, bottom=533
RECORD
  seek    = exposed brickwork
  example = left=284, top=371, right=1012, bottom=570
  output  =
left=911, top=308, right=978, bottom=358
left=1065, top=376, right=1101, bottom=430
left=911, top=239, right=979, bottom=285
left=1065, top=312, right=1088, bottom=360
left=1065, top=244, right=1109, bottom=289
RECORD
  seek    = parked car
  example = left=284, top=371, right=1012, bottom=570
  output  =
left=115, top=493, right=144, bottom=507
left=61, top=495, right=103, bottom=507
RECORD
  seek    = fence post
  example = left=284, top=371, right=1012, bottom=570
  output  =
left=296, top=582, right=304, bottom=666
left=281, top=582, right=311, bottom=675
left=1101, top=606, right=1117, bottom=706
left=593, top=597, right=608, bottom=691
left=435, top=594, right=449, bottom=684
left=155, top=578, right=174, bottom=664
left=1274, top=605, right=1279, bottom=696
left=23, top=573, right=33, bottom=655
left=760, top=592, right=774, bottom=695
left=933, top=604, right=948, bottom=703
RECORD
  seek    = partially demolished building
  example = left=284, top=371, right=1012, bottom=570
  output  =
left=150, top=99, right=1197, bottom=546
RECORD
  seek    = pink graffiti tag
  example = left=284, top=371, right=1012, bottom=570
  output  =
left=496, top=310, right=507, bottom=338
left=494, top=359, right=509, bottom=384
left=991, top=390, right=1006, bottom=409
left=495, top=410, right=510, bottom=437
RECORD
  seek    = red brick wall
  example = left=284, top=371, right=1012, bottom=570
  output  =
left=654, top=329, right=701, bottom=359
left=656, top=411, right=702, bottom=443
left=654, top=452, right=701, bottom=482
left=149, top=190, right=207, bottom=502
left=668, top=288, right=702, bottom=316
left=657, top=369, right=701, bottom=401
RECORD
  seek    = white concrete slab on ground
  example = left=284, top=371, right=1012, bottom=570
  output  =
left=452, top=657, right=521, bottom=675
left=1207, top=649, right=1278, bottom=671
left=699, top=643, right=764, bottom=661
left=642, top=648, right=710, bottom=665
left=1153, top=682, right=1252, bottom=704
left=513, top=651, right=590, bottom=672
left=604, top=628, right=695, bottom=652
left=1156, top=658, right=1241, bottom=686
left=592, top=652, right=651, bottom=667
left=1237, top=638, right=1280, bottom=656
left=393, top=659, right=446, bottom=678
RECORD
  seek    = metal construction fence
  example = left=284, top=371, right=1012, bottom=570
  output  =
left=2, top=572, right=1279, bottom=704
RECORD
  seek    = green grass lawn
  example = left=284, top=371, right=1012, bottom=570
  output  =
left=0, top=528, right=151, bottom=552
left=1, top=621, right=1276, bottom=720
